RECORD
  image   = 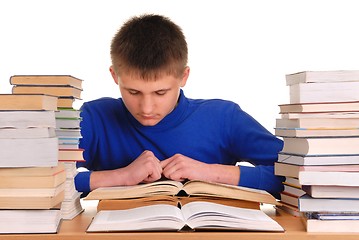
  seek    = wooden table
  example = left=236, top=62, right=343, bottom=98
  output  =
left=1, top=201, right=359, bottom=240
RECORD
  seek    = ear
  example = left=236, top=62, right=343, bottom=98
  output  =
left=180, top=66, right=190, bottom=87
left=109, top=66, right=119, bottom=85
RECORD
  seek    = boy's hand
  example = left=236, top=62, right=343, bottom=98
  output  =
left=123, top=150, right=163, bottom=185
left=89, top=150, right=162, bottom=190
left=160, top=154, right=212, bottom=182
left=160, top=154, right=240, bottom=185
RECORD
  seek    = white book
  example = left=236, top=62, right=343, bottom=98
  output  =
left=281, top=137, right=359, bottom=155
left=289, top=81, right=359, bottom=104
left=0, top=137, right=58, bottom=167
left=55, top=109, right=81, bottom=118
left=286, top=70, right=359, bottom=86
left=0, top=209, right=61, bottom=234
left=278, top=152, right=359, bottom=166
left=87, top=202, right=284, bottom=232
left=0, top=127, right=56, bottom=139
left=304, top=217, right=359, bottom=233
left=0, top=110, right=56, bottom=128
left=303, top=185, right=359, bottom=199
left=56, top=118, right=81, bottom=129
left=299, top=194, right=359, bottom=212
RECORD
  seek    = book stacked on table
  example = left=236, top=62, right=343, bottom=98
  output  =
left=274, top=70, right=359, bottom=232
left=0, top=94, right=63, bottom=234
left=10, top=75, right=85, bottom=220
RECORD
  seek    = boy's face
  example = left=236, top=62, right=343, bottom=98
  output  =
left=110, top=67, right=189, bottom=126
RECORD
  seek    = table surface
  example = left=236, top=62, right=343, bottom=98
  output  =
left=1, top=200, right=359, bottom=240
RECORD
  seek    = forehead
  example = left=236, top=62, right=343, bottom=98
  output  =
left=118, top=72, right=180, bottom=91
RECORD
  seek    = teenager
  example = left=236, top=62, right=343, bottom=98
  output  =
left=75, top=14, right=284, bottom=198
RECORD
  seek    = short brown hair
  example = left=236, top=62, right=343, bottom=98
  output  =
left=110, top=14, right=188, bottom=80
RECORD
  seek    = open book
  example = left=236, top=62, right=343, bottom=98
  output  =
left=87, top=201, right=284, bottom=232
left=85, top=180, right=278, bottom=205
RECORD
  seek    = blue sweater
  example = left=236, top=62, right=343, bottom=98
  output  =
left=75, top=90, right=284, bottom=197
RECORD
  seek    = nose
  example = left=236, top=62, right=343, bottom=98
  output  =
left=140, top=95, right=154, bottom=114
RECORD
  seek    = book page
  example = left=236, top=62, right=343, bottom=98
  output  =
left=182, top=180, right=278, bottom=205
left=87, top=204, right=186, bottom=232
left=181, top=201, right=284, bottom=231
left=85, top=180, right=183, bottom=200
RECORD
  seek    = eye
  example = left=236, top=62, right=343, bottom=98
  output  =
left=128, top=90, right=139, bottom=95
left=155, top=90, right=167, bottom=96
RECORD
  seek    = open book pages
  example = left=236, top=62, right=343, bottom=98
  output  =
left=85, top=180, right=278, bottom=205
left=87, top=201, right=284, bottom=232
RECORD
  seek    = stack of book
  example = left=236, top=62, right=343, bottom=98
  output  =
left=10, top=75, right=85, bottom=220
left=274, top=70, right=359, bottom=232
left=0, top=94, right=64, bottom=234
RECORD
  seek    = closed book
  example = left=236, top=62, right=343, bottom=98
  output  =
left=276, top=118, right=359, bottom=129
left=58, top=148, right=85, bottom=161
left=0, top=94, right=58, bottom=111
left=0, top=209, right=62, bottom=234
left=279, top=101, right=359, bottom=113
left=280, top=112, right=359, bottom=119
left=0, top=110, right=56, bottom=128
left=58, top=97, right=75, bottom=108
left=278, top=152, right=359, bottom=166
left=0, top=137, right=59, bottom=167
left=0, top=190, right=65, bottom=209
left=286, top=70, right=359, bottom=86
left=10, top=75, right=83, bottom=90
left=281, top=137, right=359, bottom=155
left=275, top=127, right=359, bottom=138
left=275, top=162, right=359, bottom=186
left=56, top=118, right=81, bottom=129
left=303, top=215, right=359, bottom=233
left=298, top=194, right=359, bottom=212
left=280, top=192, right=299, bottom=207
left=302, top=185, right=359, bottom=199
left=0, top=162, right=65, bottom=177
left=12, top=85, right=82, bottom=99
left=0, top=182, right=65, bottom=197
left=0, top=168, right=66, bottom=188
left=289, top=81, right=359, bottom=104
left=55, top=108, right=81, bottom=118
left=0, top=127, right=56, bottom=139
left=283, top=184, right=305, bottom=197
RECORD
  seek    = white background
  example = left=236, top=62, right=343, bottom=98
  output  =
left=1, top=0, right=358, bottom=133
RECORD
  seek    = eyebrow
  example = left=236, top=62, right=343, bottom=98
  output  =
left=124, top=87, right=172, bottom=92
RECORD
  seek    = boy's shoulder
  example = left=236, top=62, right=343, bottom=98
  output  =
left=189, top=97, right=240, bottom=111
left=81, top=97, right=124, bottom=111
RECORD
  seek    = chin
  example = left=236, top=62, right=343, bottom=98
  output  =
left=138, top=119, right=161, bottom=126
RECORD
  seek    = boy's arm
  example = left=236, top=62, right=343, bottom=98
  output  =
left=75, top=150, right=162, bottom=193
left=160, top=155, right=284, bottom=198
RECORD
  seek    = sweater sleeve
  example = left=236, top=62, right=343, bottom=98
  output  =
left=228, top=104, right=284, bottom=198
left=74, top=102, right=96, bottom=194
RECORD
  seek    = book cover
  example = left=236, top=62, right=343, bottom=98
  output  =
left=0, top=94, right=58, bottom=111
left=10, top=75, right=83, bottom=90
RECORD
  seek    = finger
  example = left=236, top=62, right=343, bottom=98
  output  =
left=160, top=156, right=174, bottom=169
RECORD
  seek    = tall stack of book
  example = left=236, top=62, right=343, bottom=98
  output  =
left=274, top=70, right=359, bottom=232
left=0, top=94, right=64, bottom=234
left=10, top=75, right=85, bottom=220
